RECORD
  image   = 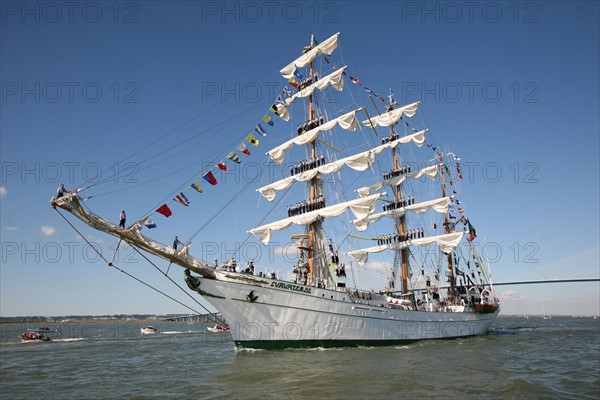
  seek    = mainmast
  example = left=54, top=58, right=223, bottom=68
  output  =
left=439, top=152, right=456, bottom=303
left=306, top=34, right=321, bottom=284
left=387, top=90, right=410, bottom=297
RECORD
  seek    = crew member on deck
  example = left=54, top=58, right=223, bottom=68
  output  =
left=119, top=211, right=126, bottom=229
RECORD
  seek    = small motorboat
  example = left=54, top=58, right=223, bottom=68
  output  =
left=140, top=326, right=160, bottom=335
left=20, top=332, right=51, bottom=343
left=207, top=324, right=230, bottom=333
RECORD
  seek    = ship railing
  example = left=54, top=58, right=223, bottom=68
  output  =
left=346, top=289, right=386, bottom=304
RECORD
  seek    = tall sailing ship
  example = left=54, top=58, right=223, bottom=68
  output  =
left=52, top=33, right=500, bottom=349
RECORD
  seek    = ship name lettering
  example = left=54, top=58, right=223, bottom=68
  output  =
left=270, top=282, right=311, bottom=294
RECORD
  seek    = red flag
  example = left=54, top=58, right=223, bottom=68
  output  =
left=203, top=171, right=217, bottom=185
left=218, top=162, right=227, bottom=171
left=433, top=223, right=437, bottom=229
left=156, top=204, right=172, bottom=218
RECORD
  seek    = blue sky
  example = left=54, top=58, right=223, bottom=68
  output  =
left=1, top=1, right=598, bottom=317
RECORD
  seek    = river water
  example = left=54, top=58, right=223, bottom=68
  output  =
left=1, top=316, right=598, bottom=399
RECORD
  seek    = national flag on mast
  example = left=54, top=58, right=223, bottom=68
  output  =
left=203, top=171, right=217, bottom=185
left=237, top=143, right=251, bottom=155
left=227, top=152, right=241, bottom=164
left=467, top=219, right=477, bottom=241
left=189, top=181, right=203, bottom=193
left=174, top=192, right=190, bottom=206
left=156, top=204, right=172, bottom=218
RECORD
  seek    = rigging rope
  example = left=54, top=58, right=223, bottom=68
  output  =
left=186, top=169, right=262, bottom=244
left=130, top=246, right=227, bottom=325
left=82, top=100, right=268, bottom=200
left=54, top=208, right=205, bottom=317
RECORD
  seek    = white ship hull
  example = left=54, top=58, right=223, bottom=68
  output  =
left=196, top=271, right=499, bottom=349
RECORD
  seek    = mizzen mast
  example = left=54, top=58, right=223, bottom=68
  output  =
left=438, top=151, right=456, bottom=303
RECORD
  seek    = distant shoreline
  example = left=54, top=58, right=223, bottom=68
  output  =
left=0, top=313, right=221, bottom=324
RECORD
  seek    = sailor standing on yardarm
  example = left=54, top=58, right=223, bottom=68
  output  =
left=119, top=211, right=126, bottom=229
left=56, top=184, right=67, bottom=198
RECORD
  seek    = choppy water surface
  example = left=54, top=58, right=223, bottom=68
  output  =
left=1, top=316, right=598, bottom=399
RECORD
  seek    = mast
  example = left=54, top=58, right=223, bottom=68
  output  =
left=439, top=153, right=456, bottom=303
left=307, top=34, right=320, bottom=284
left=387, top=90, right=410, bottom=297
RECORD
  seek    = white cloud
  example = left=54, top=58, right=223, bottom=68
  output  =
left=41, top=225, right=58, bottom=236
left=365, top=261, right=391, bottom=271
left=0, top=186, right=6, bottom=197
left=4, top=226, right=18, bottom=231
left=498, top=290, right=528, bottom=301
left=273, top=244, right=299, bottom=258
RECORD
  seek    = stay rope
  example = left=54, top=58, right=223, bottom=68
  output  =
left=54, top=207, right=224, bottom=323
left=129, top=246, right=226, bottom=326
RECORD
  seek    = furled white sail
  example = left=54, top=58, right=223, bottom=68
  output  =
left=347, top=232, right=465, bottom=265
left=267, top=108, right=359, bottom=165
left=248, top=193, right=381, bottom=245
left=274, top=67, right=347, bottom=121
left=352, top=196, right=452, bottom=232
left=279, top=33, right=340, bottom=79
left=356, top=163, right=437, bottom=197
left=361, top=101, right=420, bottom=128
left=260, top=131, right=427, bottom=201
